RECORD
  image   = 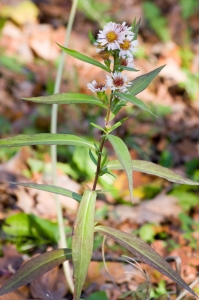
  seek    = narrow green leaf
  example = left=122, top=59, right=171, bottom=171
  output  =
left=72, top=190, right=97, bottom=300
left=107, top=117, right=128, bottom=133
left=90, top=123, right=106, bottom=132
left=89, top=149, right=98, bottom=166
left=108, top=135, right=133, bottom=201
left=128, top=65, right=165, bottom=95
left=100, top=170, right=116, bottom=178
left=133, top=18, right=141, bottom=41
left=101, top=153, right=108, bottom=169
left=95, top=226, right=198, bottom=298
left=131, top=18, right=137, bottom=31
left=57, top=44, right=110, bottom=73
left=115, top=65, right=139, bottom=72
left=119, top=291, right=133, bottom=299
left=10, top=182, right=82, bottom=202
left=110, top=100, right=126, bottom=121
left=106, top=160, right=199, bottom=185
left=0, top=134, right=95, bottom=150
left=88, top=30, right=96, bottom=44
left=0, top=249, right=72, bottom=296
left=23, top=93, right=106, bottom=108
left=115, top=92, right=156, bottom=117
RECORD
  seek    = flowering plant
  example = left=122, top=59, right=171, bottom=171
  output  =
left=0, top=19, right=198, bottom=300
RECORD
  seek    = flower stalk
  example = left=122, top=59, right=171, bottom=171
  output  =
left=88, top=21, right=138, bottom=192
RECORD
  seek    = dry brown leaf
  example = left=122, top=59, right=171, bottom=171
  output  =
left=110, top=193, right=181, bottom=225
left=137, top=194, right=182, bottom=224
left=30, top=267, right=67, bottom=300
left=0, top=246, right=23, bottom=276
left=0, top=287, right=29, bottom=300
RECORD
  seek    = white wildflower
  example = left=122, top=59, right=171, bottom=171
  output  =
left=119, top=57, right=135, bottom=68
left=97, top=22, right=125, bottom=51
left=119, top=37, right=138, bottom=57
left=106, top=72, right=131, bottom=92
left=87, top=80, right=107, bottom=93
left=116, top=22, right=134, bottom=37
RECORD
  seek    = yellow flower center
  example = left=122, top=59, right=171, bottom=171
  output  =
left=106, top=31, right=118, bottom=42
left=120, top=39, right=131, bottom=50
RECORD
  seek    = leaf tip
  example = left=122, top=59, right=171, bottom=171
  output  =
left=56, top=42, right=63, bottom=49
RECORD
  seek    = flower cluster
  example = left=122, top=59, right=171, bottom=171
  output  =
left=87, top=21, right=138, bottom=95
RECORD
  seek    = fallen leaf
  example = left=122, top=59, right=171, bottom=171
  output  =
left=110, top=194, right=181, bottom=225
left=1, top=1, right=39, bottom=25
left=136, top=194, right=182, bottom=224
left=0, top=287, right=29, bottom=300
left=0, top=246, right=23, bottom=277
left=30, top=267, right=67, bottom=300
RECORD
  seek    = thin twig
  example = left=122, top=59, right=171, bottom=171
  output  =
left=102, top=236, right=121, bottom=292
left=175, top=278, right=199, bottom=300
left=91, top=254, right=182, bottom=297
left=50, top=0, right=79, bottom=293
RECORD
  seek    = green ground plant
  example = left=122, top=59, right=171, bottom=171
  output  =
left=142, top=1, right=170, bottom=42
left=0, top=19, right=198, bottom=300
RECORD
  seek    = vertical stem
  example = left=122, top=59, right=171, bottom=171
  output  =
left=51, top=0, right=79, bottom=293
left=105, top=93, right=113, bottom=126
left=92, top=91, right=114, bottom=191
left=92, top=136, right=106, bottom=191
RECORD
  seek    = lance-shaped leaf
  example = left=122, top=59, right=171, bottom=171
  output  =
left=128, top=65, right=165, bottom=96
left=90, top=123, right=106, bottom=133
left=132, top=18, right=141, bottom=41
left=115, top=92, right=156, bottom=117
left=107, top=135, right=133, bottom=201
left=57, top=44, right=110, bottom=73
left=88, top=30, right=96, bottom=44
left=0, top=248, right=72, bottom=296
left=11, top=182, right=82, bottom=202
left=72, top=190, right=97, bottom=300
left=106, top=160, right=199, bottom=185
left=107, top=117, right=128, bottom=134
left=0, top=134, right=95, bottom=150
left=95, top=226, right=198, bottom=298
left=115, top=65, right=139, bottom=72
left=23, top=93, right=106, bottom=108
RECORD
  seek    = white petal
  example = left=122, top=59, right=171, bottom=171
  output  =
left=87, top=83, right=96, bottom=92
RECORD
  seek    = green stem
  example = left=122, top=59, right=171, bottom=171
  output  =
left=92, top=91, right=114, bottom=191
left=92, top=136, right=106, bottom=191
left=92, top=47, right=117, bottom=191
left=50, top=0, right=79, bottom=293
left=105, top=93, right=113, bottom=126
